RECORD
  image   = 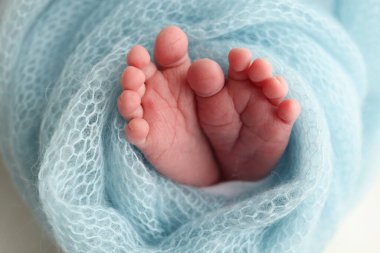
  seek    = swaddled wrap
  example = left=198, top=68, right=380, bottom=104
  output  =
left=1, top=0, right=380, bottom=252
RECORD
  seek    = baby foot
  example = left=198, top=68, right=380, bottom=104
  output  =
left=118, top=26, right=220, bottom=186
left=187, top=49, right=301, bottom=181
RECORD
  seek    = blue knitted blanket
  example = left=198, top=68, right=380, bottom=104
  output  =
left=1, top=0, right=380, bottom=252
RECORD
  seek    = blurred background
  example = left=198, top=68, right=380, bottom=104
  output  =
left=1, top=154, right=380, bottom=252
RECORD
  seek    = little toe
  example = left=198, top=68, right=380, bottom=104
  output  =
left=276, top=99, right=301, bottom=125
left=127, top=45, right=157, bottom=80
left=187, top=58, right=225, bottom=97
left=118, top=90, right=143, bottom=120
left=121, top=66, right=146, bottom=97
left=154, top=25, right=190, bottom=69
left=228, top=48, right=252, bottom=80
left=262, top=76, right=288, bottom=105
left=248, top=58, right=273, bottom=83
left=125, top=118, right=149, bottom=147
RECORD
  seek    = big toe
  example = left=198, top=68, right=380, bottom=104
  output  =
left=187, top=59, right=225, bottom=97
left=154, top=26, right=189, bottom=68
left=187, top=58, right=240, bottom=143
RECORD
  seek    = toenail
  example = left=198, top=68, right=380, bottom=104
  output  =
left=274, top=77, right=281, bottom=86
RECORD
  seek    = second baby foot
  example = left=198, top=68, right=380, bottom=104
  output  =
left=118, top=26, right=220, bottom=187
left=187, top=49, right=301, bottom=181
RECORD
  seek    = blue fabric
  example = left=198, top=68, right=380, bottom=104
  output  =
left=0, top=0, right=379, bottom=252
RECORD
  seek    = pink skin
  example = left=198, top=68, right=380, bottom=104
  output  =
left=118, top=26, right=301, bottom=187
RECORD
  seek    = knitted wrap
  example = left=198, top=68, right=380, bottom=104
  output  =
left=0, top=0, right=379, bottom=252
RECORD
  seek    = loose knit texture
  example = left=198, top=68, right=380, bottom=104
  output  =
left=0, top=0, right=380, bottom=252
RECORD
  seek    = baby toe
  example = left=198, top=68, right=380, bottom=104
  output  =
left=187, top=58, right=225, bottom=98
left=228, top=48, right=252, bottom=80
left=248, top=58, right=273, bottom=83
left=125, top=118, right=149, bottom=147
left=276, top=99, right=301, bottom=125
left=127, top=45, right=151, bottom=68
left=154, top=25, right=189, bottom=68
left=121, top=66, right=146, bottom=96
left=262, top=76, right=288, bottom=105
left=127, top=45, right=157, bottom=80
left=118, top=90, right=143, bottom=120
